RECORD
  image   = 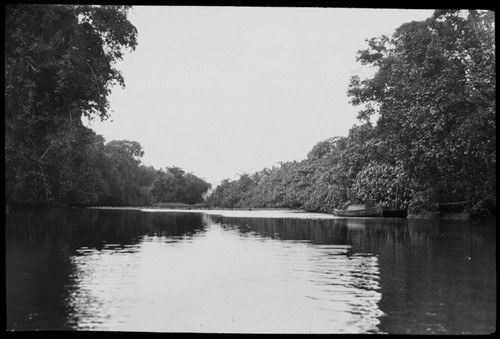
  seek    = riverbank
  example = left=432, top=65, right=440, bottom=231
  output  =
left=87, top=206, right=339, bottom=220
left=7, top=202, right=493, bottom=221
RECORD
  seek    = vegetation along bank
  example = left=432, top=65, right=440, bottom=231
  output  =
left=5, top=6, right=495, bottom=218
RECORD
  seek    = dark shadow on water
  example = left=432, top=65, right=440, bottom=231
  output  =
left=208, top=215, right=414, bottom=252
left=6, top=207, right=208, bottom=251
left=5, top=207, right=208, bottom=331
left=375, top=218, right=496, bottom=334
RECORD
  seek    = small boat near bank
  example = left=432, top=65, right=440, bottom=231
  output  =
left=439, top=201, right=466, bottom=213
left=382, top=209, right=408, bottom=218
left=438, top=201, right=470, bottom=220
left=333, top=205, right=383, bottom=217
left=333, top=204, right=408, bottom=218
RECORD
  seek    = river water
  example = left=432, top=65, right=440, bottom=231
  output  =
left=5, top=207, right=496, bottom=334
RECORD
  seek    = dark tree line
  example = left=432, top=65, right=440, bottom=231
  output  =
left=207, top=10, right=496, bottom=217
left=150, top=167, right=212, bottom=205
left=5, top=5, right=210, bottom=207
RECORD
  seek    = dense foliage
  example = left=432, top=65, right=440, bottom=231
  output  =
left=207, top=10, right=495, bottom=217
left=348, top=9, right=495, bottom=215
left=5, top=5, right=210, bottom=207
left=150, top=167, right=212, bottom=205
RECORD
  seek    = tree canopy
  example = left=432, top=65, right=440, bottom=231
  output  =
left=151, top=167, right=212, bottom=205
left=5, top=5, right=138, bottom=205
left=347, top=9, right=495, bottom=213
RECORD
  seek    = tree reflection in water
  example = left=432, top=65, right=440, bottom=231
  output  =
left=6, top=208, right=208, bottom=331
left=6, top=208, right=495, bottom=333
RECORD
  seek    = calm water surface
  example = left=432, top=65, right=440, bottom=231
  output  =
left=5, top=207, right=496, bottom=333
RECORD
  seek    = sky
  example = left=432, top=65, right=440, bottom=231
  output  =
left=86, top=6, right=435, bottom=188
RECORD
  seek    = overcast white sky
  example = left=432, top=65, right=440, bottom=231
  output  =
left=87, top=6, right=435, bottom=187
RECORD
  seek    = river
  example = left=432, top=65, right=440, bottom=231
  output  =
left=5, top=207, right=496, bottom=334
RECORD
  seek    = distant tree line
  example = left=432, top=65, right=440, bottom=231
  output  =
left=206, top=10, right=496, bottom=217
left=5, top=4, right=210, bottom=207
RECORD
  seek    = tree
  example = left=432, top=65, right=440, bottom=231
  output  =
left=100, top=140, right=146, bottom=205
left=5, top=4, right=137, bottom=205
left=347, top=10, right=495, bottom=215
left=184, top=173, right=212, bottom=204
left=151, top=167, right=211, bottom=205
left=41, top=127, right=111, bottom=206
left=349, top=161, right=412, bottom=209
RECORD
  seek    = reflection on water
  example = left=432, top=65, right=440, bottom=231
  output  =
left=64, top=221, right=383, bottom=333
left=6, top=208, right=206, bottom=331
left=6, top=208, right=496, bottom=334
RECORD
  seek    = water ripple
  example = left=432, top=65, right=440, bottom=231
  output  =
left=65, top=223, right=383, bottom=333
